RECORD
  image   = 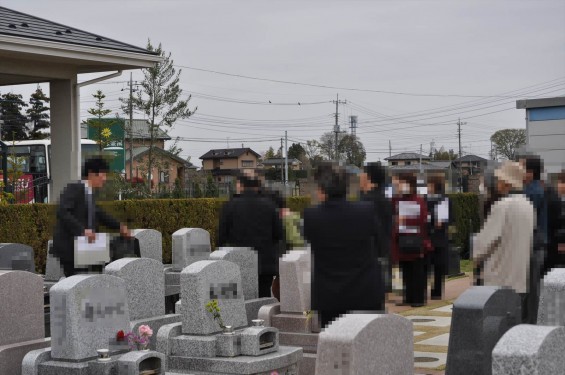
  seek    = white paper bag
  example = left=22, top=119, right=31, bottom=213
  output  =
left=74, top=233, right=110, bottom=268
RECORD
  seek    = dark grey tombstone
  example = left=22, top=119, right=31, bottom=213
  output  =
left=0, top=243, right=35, bottom=272
left=445, top=286, right=522, bottom=375
left=448, top=246, right=462, bottom=277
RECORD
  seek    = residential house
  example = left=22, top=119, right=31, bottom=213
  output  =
left=260, top=157, right=303, bottom=171
left=452, top=154, right=488, bottom=176
left=124, top=119, right=195, bottom=191
left=385, top=152, right=431, bottom=167
left=200, top=147, right=261, bottom=184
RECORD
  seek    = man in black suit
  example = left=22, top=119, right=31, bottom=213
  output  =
left=51, top=158, right=130, bottom=277
left=218, top=174, right=284, bottom=298
left=360, top=162, right=393, bottom=293
left=304, top=163, right=384, bottom=329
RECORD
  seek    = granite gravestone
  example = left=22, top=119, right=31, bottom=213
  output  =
left=104, top=257, right=165, bottom=320
left=0, top=271, right=50, bottom=375
left=445, top=286, right=522, bottom=375
left=492, top=325, right=565, bottom=374
left=44, top=240, right=64, bottom=282
left=180, top=260, right=248, bottom=335
left=105, top=257, right=181, bottom=350
left=49, top=274, right=131, bottom=361
left=132, top=229, right=162, bottom=262
left=172, top=228, right=211, bottom=272
left=210, top=247, right=258, bottom=300
left=0, top=243, right=35, bottom=272
left=537, top=268, right=565, bottom=326
left=279, top=249, right=311, bottom=313
left=315, top=314, right=413, bottom=375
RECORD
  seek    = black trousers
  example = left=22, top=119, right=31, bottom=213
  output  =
left=400, top=258, right=427, bottom=305
left=431, top=245, right=448, bottom=298
left=258, top=274, right=276, bottom=298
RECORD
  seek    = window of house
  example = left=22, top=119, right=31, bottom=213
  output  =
left=391, top=161, right=398, bottom=166
left=405, top=161, right=411, bottom=165
left=220, top=160, right=224, bottom=165
left=241, top=160, right=254, bottom=168
left=160, top=171, right=169, bottom=184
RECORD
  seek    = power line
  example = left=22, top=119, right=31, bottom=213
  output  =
left=174, top=64, right=529, bottom=98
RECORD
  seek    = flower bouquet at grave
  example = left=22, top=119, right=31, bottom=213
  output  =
left=205, top=299, right=226, bottom=330
left=119, top=325, right=153, bottom=351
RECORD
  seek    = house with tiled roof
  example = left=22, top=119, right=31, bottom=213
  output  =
left=200, top=148, right=261, bottom=184
left=384, top=152, right=431, bottom=167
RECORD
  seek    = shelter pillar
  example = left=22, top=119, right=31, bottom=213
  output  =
left=49, top=77, right=80, bottom=202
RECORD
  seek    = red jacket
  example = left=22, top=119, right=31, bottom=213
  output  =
left=391, top=194, right=432, bottom=263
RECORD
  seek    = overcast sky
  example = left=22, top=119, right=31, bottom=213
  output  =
left=2, top=0, right=564, bottom=167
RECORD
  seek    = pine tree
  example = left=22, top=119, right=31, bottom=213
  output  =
left=84, top=90, right=115, bottom=151
left=122, top=40, right=196, bottom=193
left=26, top=87, right=50, bottom=140
left=0, top=93, right=28, bottom=141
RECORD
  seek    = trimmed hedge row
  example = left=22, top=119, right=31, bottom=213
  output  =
left=0, top=195, right=478, bottom=273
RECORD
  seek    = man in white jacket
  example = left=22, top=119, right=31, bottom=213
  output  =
left=473, top=161, right=535, bottom=322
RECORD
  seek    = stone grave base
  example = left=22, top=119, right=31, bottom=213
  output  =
left=26, top=349, right=163, bottom=375
left=0, top=338, right=51, bottom=375
left=244, top=297, right=279, bottom=326
left=131, top=314, right=182, bottom=350
left=167, top=345, right=302, bottom=375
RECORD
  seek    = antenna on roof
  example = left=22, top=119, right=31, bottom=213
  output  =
left=242, top=143, right=244, bottom=148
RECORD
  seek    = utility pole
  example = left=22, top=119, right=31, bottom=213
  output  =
left=420, top=144, right=423, bottom=175
left=457, top=118, right=467, bottom=192
left=349, top=116, right=357, bottom=137
left=389, top=140, right=391, bottom=158
left=280, top=137, right=284, bottom=183
left=284, top=131, right=288, bottom=186
left=332, top=94, right=347, bottom=161
left=128, top=72, right=134, bottom=182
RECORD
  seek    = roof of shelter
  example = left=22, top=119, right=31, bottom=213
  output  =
left=0, top=6, right=156, bottom=55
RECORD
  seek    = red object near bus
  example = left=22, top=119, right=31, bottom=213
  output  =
left=0, top=174, right=35, bottom=203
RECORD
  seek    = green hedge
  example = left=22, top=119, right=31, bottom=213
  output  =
left=0, top=194, right=479, bottom=273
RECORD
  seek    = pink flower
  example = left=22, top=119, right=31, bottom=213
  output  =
left=138, top=325, right=153, bottom=337
left=270, top=372, right=279, bottom=375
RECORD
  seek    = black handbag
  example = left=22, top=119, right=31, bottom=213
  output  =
left=110, top=236, right=141, bottom=261
left=398, top=235, right=423, bottom=254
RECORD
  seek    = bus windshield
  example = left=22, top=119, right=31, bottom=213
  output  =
left=6, top=145, right=48, bottom=174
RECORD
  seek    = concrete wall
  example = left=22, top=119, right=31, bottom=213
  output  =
left=527, top=106, right=565, bottom=174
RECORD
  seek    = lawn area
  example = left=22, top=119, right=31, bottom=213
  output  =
left=460, top=259, right=473, bottom=274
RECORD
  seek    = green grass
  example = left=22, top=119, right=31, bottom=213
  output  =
left=460, top=259, right=473, bottom=274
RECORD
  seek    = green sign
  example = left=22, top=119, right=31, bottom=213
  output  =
left=86, top=118, right=125, bottom=174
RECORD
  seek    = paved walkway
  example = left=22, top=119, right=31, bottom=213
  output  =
left=385, top=271, right=473, bottom=375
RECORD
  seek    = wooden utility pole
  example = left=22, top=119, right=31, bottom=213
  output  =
left=128, top=72, right=134, bottom=182
left=457, top=118, right=467, bottom=192
left=332, top=94, right=347, bottom=161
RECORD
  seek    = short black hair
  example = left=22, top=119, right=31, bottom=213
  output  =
left=525, top=156, right=543, bottom=181
left=82, top=157, right=109, bottom=179
left=315, top=162, right=346, bottom=199
left=398, top=173, right=417, bottom=195
left=365, top=162, right=386, bottom=186
left=428, top=176, right=445, bottom=195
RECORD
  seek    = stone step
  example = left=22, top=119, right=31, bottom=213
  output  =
left=168, top=345, right=302, bottom=374
left=271, top=313, right=313, bottom=333
left=279, top=332, right=318, bottom=353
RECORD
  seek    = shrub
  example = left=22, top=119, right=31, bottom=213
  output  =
left=0, top=194, right=479, bottom=273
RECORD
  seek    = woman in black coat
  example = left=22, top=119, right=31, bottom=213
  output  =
left=304, top=163, right=384, bottom=328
